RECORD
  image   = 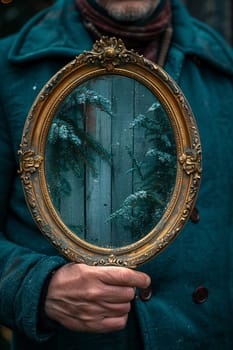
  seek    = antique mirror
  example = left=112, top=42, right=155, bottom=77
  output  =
left=18, top=37, right=202, bottom=268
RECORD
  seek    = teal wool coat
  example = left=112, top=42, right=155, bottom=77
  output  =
left=0, top=0, right=233, bottom=349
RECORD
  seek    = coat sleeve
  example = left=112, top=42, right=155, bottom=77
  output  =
left=0, top=98, right=67, bottom=342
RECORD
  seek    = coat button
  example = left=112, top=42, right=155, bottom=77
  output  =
left=190, top=206, right=200, bottom=224
left=193, top=286, right=208, bottom=304
left=139, top=285, right=152, bottom=301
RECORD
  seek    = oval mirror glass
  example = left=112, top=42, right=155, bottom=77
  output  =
left=45, top=75, right=177, bottom=249
left=18, top=37, right=202, bottom=267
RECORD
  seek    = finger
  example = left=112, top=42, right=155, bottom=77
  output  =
left=73, top=302, right=131, bottom=321
left=66, top=264, right=150, bottom=290
left=99, top=267, right=151, bottom=289
left=60, top=313, right=129, bottom=333
left=98, top=314, right=129, bottom=332
left=100, top=301, right=132, bottom=316
left=81, top=285, right=136, bottom=303
left=46, top=296, right=132, bottom=320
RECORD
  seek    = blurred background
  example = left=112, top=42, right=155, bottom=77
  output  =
left=0, top=0, right=232, bottom=349
left=0, top=0, right=232, bottom=44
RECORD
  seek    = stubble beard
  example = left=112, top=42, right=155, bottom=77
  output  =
left=96, top=1, right=160, bottom=22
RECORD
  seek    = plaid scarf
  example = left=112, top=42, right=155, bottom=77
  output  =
left=75, top=0, right=172, bottom=63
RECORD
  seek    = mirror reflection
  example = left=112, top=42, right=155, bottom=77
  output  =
left=45, top=75, right=177, bottom=248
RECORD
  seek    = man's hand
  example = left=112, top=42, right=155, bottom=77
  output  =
left=45, top=263, right=150, bottom=333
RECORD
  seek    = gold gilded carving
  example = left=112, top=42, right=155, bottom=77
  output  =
left=92, top=254, right=129, bottom=267
left=18, top=149, right=43, bottom=224
left=179, top=131, right=202, bottom=225
left=76, top=36, right=143, bottom=71
left=179, top=126, right=202, bottom=177
left=18, top=149, right=43, bottom=175
left=179, top=149, right=202, bottom=176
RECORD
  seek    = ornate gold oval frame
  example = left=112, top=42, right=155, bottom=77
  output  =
left=18, top=37, right=202, bottom=268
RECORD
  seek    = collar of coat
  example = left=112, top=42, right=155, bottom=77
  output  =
left=7, top=0, right=233, bottom=76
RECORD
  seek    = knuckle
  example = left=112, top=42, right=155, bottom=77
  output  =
left=83, top=287, right=99, bottom=301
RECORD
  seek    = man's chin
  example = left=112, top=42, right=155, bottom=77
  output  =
left=110, top=7, right=153, bottom=22
left=96, top=1, right=160, bottom=22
